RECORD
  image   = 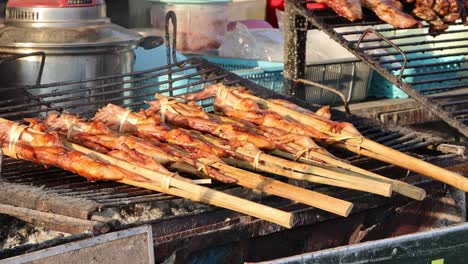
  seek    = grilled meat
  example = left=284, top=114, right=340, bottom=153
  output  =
left=0, top=118, right=147, bottom=182
left=145, top=99, right=275, bottom=150
left=362, top=0, right=423, bottom=27
left=316, top=0, right=363, bottom=21
left=45, top=113, right=236, bottom=183
left=94, top=104, right=225, bottom=162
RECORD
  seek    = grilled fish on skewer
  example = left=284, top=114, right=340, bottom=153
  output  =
left=145, top=99, right=275, bottom=150
left=0, top=118, right=147, bottom=182
left=45, top=113, right=236, bottom=183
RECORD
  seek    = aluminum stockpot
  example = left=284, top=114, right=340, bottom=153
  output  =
left=0, top=2, right=162, bottom=116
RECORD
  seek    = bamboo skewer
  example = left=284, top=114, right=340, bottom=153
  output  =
left=338, top=141, right=468, bottom=192
left=0, top=120, right=294, bottom=228
left=234, top=147, right=392, bottom=197
left=61, top=141, right=295, bottom=228
left=197, top=132, right=389, bottom=195
left=223, top=158, right=391, bottom=197
left=234, top=91, right=468, bottom=193
left=194, top=130, right=390, bottom=197
left=207, top=162, right=353, bottom=217
left=43, top=113, right=353, bottom=217
left=271, top=149, right=426, bottom=201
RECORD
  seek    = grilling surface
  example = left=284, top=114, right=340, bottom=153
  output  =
left=288, top=0, right=468, bottom=137
left=0, top=57, right=451, bottom=209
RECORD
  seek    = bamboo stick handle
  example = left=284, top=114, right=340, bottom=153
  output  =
left=308, top=150, right=426, bottom=201
left=272, top=149, right=426, bottom=201
left=342, top=139, right=468, bottom=192
left=233, top=92, right=432, bottom=198
left=120, top=178, right=294, bottom=228
left=63, top=141, right=294, bottom=228
left=234, top=148, right=392, bottom=197
left=223, top=158, right=391, bottom=197
left=0, top=204, right=110, bottom=235
left=209, top=162, right=353, bottom=217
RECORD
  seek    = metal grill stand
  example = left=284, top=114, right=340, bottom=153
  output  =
left=283, top=0, right=468, bottom=137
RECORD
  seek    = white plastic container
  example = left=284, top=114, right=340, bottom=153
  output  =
left=229, top=0, right=267, bottom=21
left=149, top=0, right=231, bottom=52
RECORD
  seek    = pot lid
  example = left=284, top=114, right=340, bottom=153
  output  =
left=7, top=0, right=104, bottom=8
left=148, top=0, right=231, bottom=4
left=0, top=1, right=145, bottom=49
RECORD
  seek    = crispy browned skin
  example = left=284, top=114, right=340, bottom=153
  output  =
left=363, top=0, right=422, bottom=28
left=408, top=0, right=464, bottom=32
left=316, top=0, right=363, bottom=21
left=208, top=113, right=338, bottom=159
left=94, top=104, right=226, bottom=162
left=181, top=84, right=362, bottom=139
left=268, top=99, right=332, bottom=120
left=45, top=113, right=236, bottom=183
left=145, top=100, right=275, bottom=150
left=186, top=87, right=330, bottom=140
left=0, top=119, right=147, bottom=182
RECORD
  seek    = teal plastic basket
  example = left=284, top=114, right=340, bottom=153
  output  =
left=199, top=56, right=285, bottom=93
left=368, top=55, right=465, bottom=99
left=200, top=56, right=372, bottom=105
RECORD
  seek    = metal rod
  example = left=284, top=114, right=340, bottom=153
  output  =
left=165, top=11, right=178, bottom=97
left=387, top=58, right=468, bottom=71
left=371, top=44, right=468, bottom=58
left=410, top=75, right=468, bottom=86
left=165, top=11, right=178, bottom=66
left=0, top=60, right=194, bottom=93
left=402, top=67, right=468, bottom=78
left=341, top=23, right=467, bottom=36
left=0, top=67, right=217, bottom=113
left=346, top=28, right=468, bottom=42
left=294, top=78, right=351, bottom=115
left=419, top=83, right=468, bottom=93
left=356, top=37, right=468, bottom=49
left=356, top=28, right=407, bottom=81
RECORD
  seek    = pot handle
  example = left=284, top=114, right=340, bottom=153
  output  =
left=130, top=28, right=164, bottom=50
left=138, top=35, right=164, bottom=50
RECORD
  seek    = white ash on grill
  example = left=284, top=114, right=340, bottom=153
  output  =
left=112, top=187, right=265, bottom=224
left=0, top=215, right=68, bottom=250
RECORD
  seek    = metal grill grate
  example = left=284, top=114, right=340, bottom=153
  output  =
left=285, top=0, right=468, bottom=137
left=0, top=55, right=454, bottom=208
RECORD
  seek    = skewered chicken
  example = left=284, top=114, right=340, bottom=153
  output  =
left=0, top=118, right=147, bottom=182
left=44, top=113, right=236, bottom=183
left=94, top=104, right=250, bottom=162
left=145, top=99, right=275, bottom=150
left=93, top=104, right=228, bottom=162
left=180, top=84, right=361, bottom=141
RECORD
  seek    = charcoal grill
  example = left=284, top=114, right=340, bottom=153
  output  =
left=0, top=14, right=467, bottom=261
left=283, top=0, right=468, bottom=137
left=0, top=53, right=466, bottom=262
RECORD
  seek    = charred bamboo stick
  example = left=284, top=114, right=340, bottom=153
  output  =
left=0, top=204, right=110, bottom=234
left=207, top=162, right=353, bottom=217
left=234, top=147, right=392, bottom=197
left=234, top=91, right=468, bottom=193
left=223, top=158, right=391, bottom=196
left=271, top=149, right=426, bottom=201
left=337, top=141, right=468, bottom=192
left=63, top=141, right=294, bottom=228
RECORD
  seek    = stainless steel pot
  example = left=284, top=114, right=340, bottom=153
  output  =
left=0, top=1, right=162, bottom=115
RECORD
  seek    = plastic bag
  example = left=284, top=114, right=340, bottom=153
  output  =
left=218, top=23, right=284, bottom=62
